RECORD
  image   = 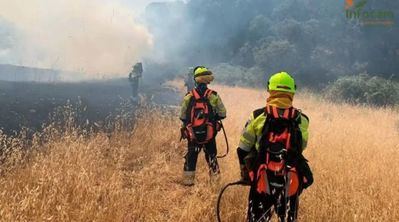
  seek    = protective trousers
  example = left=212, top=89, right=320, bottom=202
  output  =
left=183, top=138, right=220, bottom=175
left=247, top=184, right=300, bottom=222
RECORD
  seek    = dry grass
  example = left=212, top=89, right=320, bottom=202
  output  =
left=0, top=84, right=398, bottom=221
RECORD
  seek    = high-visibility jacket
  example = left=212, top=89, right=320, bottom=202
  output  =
left=239, top=107, right=309, bottom=152
left=179, top=89, right=226, bottom=122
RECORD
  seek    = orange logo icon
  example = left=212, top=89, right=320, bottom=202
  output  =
left=345, top=0, right=354, bottom=9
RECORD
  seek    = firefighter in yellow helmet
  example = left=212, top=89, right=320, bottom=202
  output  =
left=179, top=66, right=226, bottom=186
left=237, top=72, right=313, bottom=222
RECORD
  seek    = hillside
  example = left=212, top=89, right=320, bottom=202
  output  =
left=0, top=64, right=61, bottom=82
left=0, top=83, right=398, bottom=221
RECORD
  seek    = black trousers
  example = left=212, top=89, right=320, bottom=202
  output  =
left=130, top=79, right=139, bottom=98
left=247, top=182, right=301, bottom=222
left=184, top=138, right=220, bottom=174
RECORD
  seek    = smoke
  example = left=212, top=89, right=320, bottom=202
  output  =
left=143, top=0, right=399, bottom=86
left=0, top=0, right=153, bottom=76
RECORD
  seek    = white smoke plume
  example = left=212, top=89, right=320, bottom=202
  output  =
left=0, top=0, right=153, bottom=76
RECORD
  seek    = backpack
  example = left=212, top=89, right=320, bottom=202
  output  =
left=252, top=105, right=303, bottom=196
left=184, top=88, right=216, bottom=144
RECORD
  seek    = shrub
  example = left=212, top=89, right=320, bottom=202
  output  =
left=325, top=74, right=399, bottom=106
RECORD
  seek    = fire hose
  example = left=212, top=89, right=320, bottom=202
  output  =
left=216, top=120, right=229, bottom=159
left=216, top=180, right=251, bottom=222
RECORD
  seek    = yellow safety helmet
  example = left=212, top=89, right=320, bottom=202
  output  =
left=267, top=72, right=296, bottom=93
left=193, top=66, right=214, bottom=84
left=193, top=66, right=212, bottom=77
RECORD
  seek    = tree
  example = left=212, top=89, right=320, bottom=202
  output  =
left=253, top=39, right=299, bottom=74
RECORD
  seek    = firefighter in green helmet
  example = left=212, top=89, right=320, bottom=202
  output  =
left=237, top=72, right=313, bottom=222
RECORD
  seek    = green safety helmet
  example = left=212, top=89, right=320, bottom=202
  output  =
left=193, top=66, right=212, bottom=77
left=267, top=72, right=296, bottom=93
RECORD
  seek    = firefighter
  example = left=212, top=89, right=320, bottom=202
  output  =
left=180, top=66, right=226, bottom=186
left=237, top=72, right=313, bottom=221
left=129, top=62, right=143, bottom=102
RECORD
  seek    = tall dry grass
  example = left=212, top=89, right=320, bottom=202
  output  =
left=0, top=84, right=398, bottom=221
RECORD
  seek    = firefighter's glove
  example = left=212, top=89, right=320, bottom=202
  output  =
left=180, top=127, right=188, bottom=141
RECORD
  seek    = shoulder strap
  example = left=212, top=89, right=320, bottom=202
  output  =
left=256, top=114, right=272, bottom=163
left=265, top=105, right=280, bottom=119
left=265, top=106, right=300, bottom=121
left=291, top=108, right=302, bottom=124
left=204, top=89, right=215, bottom=99
left=191, top=88, right=214, bottom=100
left=191, top=89, right=201, bottom=100
left=300, top=112, right=309, bottom=122
left=185, top=94, right=195, bottom=123
left=253, top=107, right=266, bottom=119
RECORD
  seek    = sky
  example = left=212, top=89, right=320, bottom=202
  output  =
left=121, top=0, right=175, bottom=14
left=0, top=0, right=175, bottom=76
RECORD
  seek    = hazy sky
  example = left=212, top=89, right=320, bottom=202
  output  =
left=0, top=0, right=176, bottom=75
left=121, top=0, right=176, bottom=14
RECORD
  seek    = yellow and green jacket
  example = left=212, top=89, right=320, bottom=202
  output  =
left=179, top=88, right=226, bottom=122
left=239, top=107, right=309, bottom=152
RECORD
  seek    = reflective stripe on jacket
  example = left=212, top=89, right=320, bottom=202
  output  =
left=239, top=107, right=309, bottom=152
